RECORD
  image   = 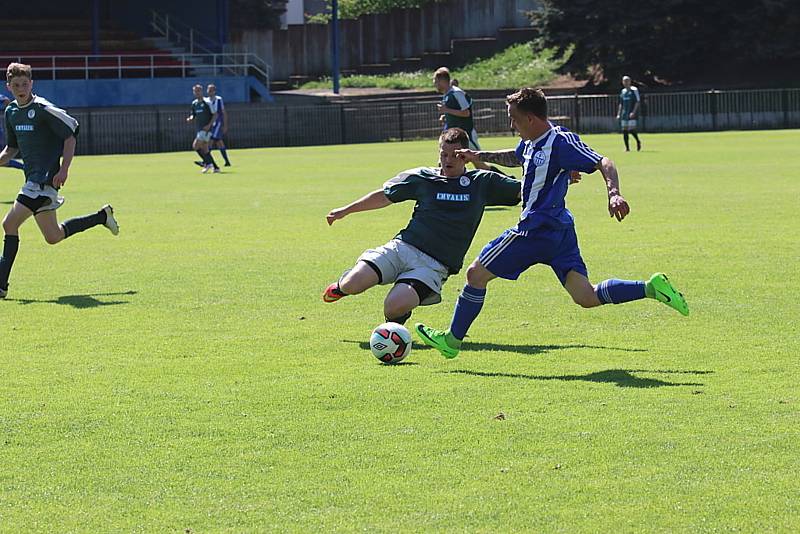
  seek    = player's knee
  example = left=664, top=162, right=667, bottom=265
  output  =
left=572, top=291, right=598, bottom=308
left=465, top=263, right=489, bottom=287
left=44, top=232, right=62, bottom=245
left=2, top=216, right=17, bottom=234
left=384, top=300, right=413, bottom=322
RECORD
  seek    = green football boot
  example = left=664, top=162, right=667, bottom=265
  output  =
left=414, top=323, right=461, bottom=359
left=647, top=273, right=689, bottom=316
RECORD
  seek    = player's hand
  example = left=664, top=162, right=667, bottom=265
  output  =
left=52, top=168, right=69, bottom=188
left=326, top=207, right=348, bottom=225
left=629, top=112, right=636, bottom=119
left=608, top=194, right=630, bottom=221
left=437, top=103, right=444, bottom=112
left=569, top=171, right=582, bottom=184
left=454, top=149, right=480, bottom=164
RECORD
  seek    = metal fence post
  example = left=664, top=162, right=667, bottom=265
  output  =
left=573, top=93, right=581, bottom=133
left=340, top=104, right=347, bottom=144
left=398, top=102, right=404, bottom=141
left=155, top=109, right=163, bottom=153
left=283, top=106, right=290, bottom=147
left=710, top=90, right=718, bottom=131
left=86, top=110, right=94, bottom=155
left=782, top=88, right=789, bottom=129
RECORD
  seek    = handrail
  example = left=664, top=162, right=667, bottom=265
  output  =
left=0, top=52, right=268, bottom=81
left=150, top=10, right=219, bottom=55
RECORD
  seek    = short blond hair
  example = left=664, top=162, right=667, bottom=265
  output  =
left=434, top=67, right=450, bottom=83
left=6, top=63, right=32, bottom=82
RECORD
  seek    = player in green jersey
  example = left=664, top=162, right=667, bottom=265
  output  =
left=186, top=84, right=219, bottom=173
left=434, top=67, right=480, bottom=150
left=0, top=63, right=119, bottom=299
left=616, top=76, right=642, bottom=151
left=322, top=128, right=521, bottom=325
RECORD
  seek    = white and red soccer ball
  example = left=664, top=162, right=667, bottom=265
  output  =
left=370, top=322, right=412, bottom=364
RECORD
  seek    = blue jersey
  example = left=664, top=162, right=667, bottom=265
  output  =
left=513, top=124, right=602, bottom=233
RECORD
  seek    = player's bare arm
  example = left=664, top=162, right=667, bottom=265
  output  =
left=596, top=157, right=630, bottom=221
left=630, top=100, right=640, bottom=119
left=51, top=136, right=76, bottom=188
left=0, top=146, right=20, bottom=166
left=437, top=104, right=471, bottom=118
left=476, top=149, right=522, bottom=167
left=326, top=189, right=392, bottom=225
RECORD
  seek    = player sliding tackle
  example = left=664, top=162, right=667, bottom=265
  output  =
left=323, top=128, right=522, bottom=326
left=415, top=88, right=688, bottom=359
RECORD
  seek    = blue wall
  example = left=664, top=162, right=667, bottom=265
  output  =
left=25, top=77, right=250, bottom=108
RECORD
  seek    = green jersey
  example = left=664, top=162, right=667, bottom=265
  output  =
left=383, top=167, right=521, bottom=274
left=191, top=98, right=213, bottom=131
left=619, top=86, right=640, bottom=118
left=4, top=95, right=79, bottom=186
left=442, top=86, right=475, bottom=133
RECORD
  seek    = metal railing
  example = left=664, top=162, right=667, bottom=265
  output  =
left=64, top=88, right=800, bottom=156
left=0, top=53, right=270, bottom=82
left=150, top=10, right=220, bottom=55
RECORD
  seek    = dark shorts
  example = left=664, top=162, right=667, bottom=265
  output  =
left=478, top=226, right=588, bottom=285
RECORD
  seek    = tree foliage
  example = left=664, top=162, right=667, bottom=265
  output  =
left=316, top=0, right=446, bottom=20
left=532, top=0, right=800, bottom=83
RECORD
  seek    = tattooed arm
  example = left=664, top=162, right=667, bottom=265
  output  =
left=455, top=149, right=522, bottom=168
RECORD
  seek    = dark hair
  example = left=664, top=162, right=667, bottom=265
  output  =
left=506, top=88, right=547, bottom=119
left=439, top=127, right=469, bottom=149
left=6, top=62, right=32, bottom=82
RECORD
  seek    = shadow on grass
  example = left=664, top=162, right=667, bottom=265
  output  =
left=484, top=206, right=512, bottom=212
left=446, top=368, right=711, bottom=388
left=8, top=290, right=137, bottom=309
left=343, top=339, right=645, bottom=356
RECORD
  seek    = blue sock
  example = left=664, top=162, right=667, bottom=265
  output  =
left=595, top=279, right=646, bottom=304
left=450, top=285, right=486, bottom=340
left=7, top=159, right=24, bottom=170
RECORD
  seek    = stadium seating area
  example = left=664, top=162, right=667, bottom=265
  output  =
left=1, top=18, right=184, bottom=79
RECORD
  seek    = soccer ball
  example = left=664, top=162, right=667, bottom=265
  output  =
left=370, top=322, right=412, bottom=364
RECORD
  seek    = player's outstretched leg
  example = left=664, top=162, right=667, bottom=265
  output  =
left=631, top=131, right=642, bottom=151
left=414, top=323, right=461, bottom=359
left=59, top=204, right=119, bottom=239
left=646, top=273, right=688, bottom=316
left=322, top=262, right=380, bottom=303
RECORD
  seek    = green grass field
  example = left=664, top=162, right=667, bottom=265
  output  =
left=1, top=130, right=799, bottom=532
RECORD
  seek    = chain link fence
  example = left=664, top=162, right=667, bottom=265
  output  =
left=71, top=88, right=800, bottom=156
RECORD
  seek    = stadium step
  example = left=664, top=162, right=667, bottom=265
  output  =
left=357, top=64, right=393, bottom=75
left=496, top=27, right=536, bottom=49
left=450, top=37, right=499, bottom=66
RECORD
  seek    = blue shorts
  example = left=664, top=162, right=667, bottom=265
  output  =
left=210, top=122, right=224, bottom=140
left=478, top=227, right=588, bottom=285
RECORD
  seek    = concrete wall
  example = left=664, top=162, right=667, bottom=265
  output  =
left=28, top=76, right=251, bottom=108
left=232, top=0, right=539, bottom=81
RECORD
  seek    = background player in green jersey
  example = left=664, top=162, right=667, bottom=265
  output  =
left=322, top=128, right=520, bottom=325
left=433, top=67, right=480, bottom=150
left=186, top=84, right=219, bottom=173
left=0, top=63, right=119, bottom=299
left=616, top=76, right=642, bottom=151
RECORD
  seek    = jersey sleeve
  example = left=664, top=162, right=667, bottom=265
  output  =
left=41, top=103, right=79, bottom=139
left=383, top=170, right=422, bottom=202
left=4, top=108, right=17, bottom=148
left=556, top=132, right=602, bottom=173
left=632, top=87, right=641, bottom=102
left=483, top=172, right=522, bottom=206
left=206, top=97, right=218, bottom=114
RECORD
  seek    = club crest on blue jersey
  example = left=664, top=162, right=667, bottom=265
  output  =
left=533, top=151, right=547, bottom=166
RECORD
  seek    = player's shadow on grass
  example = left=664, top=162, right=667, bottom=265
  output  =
left=484, top=207, right=512, bottom=212
left=447, top=368, right=711, bottom=388
left=9, top=290, right=137, bottom=309
left=346, top=340, right=644, bottom=357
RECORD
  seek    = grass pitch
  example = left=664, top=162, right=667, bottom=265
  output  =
left=0, top=130, right=798, bottom=532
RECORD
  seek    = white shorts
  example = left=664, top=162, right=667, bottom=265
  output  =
left=620, top=119, right=638, bottom=130
left=18, top=181, right=64, bottom=214
left=195, top=130, right=212, bottom=143
left=357, top=238, right=449, bottom=306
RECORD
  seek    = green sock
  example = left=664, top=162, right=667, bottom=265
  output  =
left=445, top=332, right=463, bottom=348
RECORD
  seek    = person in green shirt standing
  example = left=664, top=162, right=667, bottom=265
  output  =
left=0, top=63, right=119, bottom=299
left=322, top=128, right=521, bottom=325
left=616, top=75, right=642, bottom=152
left=434, top=67, right=480, bottom=150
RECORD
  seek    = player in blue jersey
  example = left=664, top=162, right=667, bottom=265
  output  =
left=0, top=63, right=119, bottom=299
left=322, top=128, right=521, bottom=326
left=206, top=84, right=231, bottom=167
left=415, top=88, right=688, bottom=359
left=617, top=76, right=642, bottom=151
left=0, top=93, right=23, bottom=170
left=433, top=67, right=480, bottom=150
